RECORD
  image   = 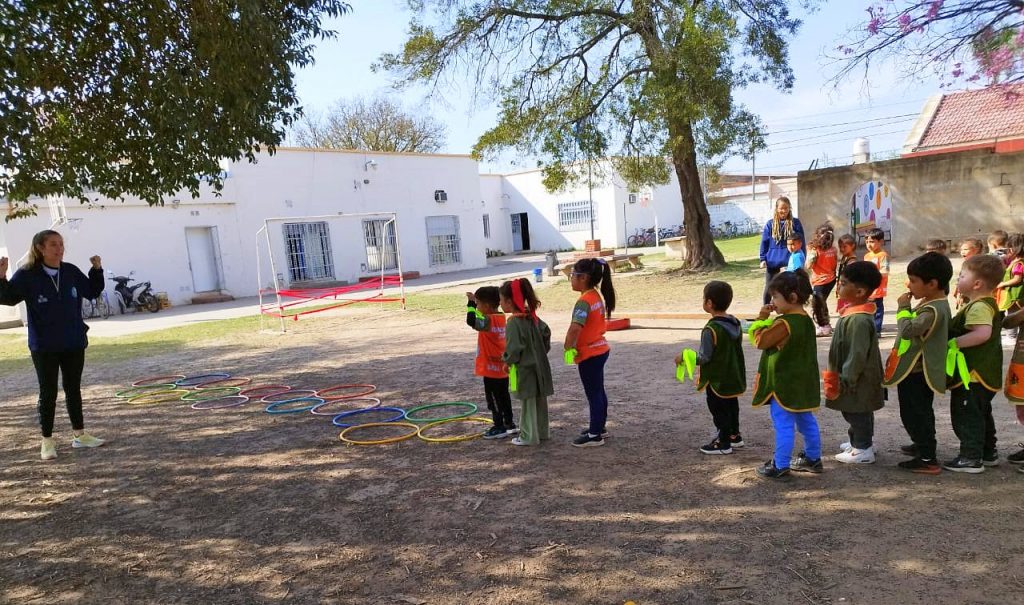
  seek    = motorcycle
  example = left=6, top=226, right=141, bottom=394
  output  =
left=109, top=271, right=161, bottom=313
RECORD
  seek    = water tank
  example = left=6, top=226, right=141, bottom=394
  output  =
left=852, top=137, right=871, bottom=164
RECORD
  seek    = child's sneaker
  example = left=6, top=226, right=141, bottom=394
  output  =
left=1018, top=465, right=1024, bottom=475
left=982, top=451, right=999, bottom=467
left=699, top=439, right=733, bottom=455
left=900, top=443, right=918, bottom=456
left=510, top=437, right=530, bottom=446
left=572, top=433, right=605, bottom=448
left=40, top=437, right=57, bottom=461
left=505, top=425, right=520, bottom=435
left=1008, top=444, right=1024, bottom=464
left=838, top=441, right=853, bottom=453
left=790, top=452, right=824, bottom=473
left=897, top=457, right=942, bottom=474
left=729, top=434, right=745, bottom=448
left=755, top=460, right=790, bottom=479
left=834, top=447, right=875, bottom=464
left=483, top=426, right=509, bottom=440
left=579, top=428, right=610, bottom=439
left=942, top=455, right=985, bottom=474
left=71, top=432, right=105, bottom=448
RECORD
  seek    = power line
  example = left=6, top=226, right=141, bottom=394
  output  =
left=768, top=118, right=915, bottom=147
left=760, top=97, right=931, bottom=126
left=769, top=128, right=910, bottom=152
left=766, top=113, right=918, bottom=135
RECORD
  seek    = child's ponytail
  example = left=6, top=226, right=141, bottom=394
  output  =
left=573, top=258, right=616, bottom=318
left=599, top=261, right=615, bottom=318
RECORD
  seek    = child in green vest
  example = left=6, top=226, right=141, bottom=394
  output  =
left=883, top=252, right=953, bottom=474
left=749, top=269, right=822, bottom=479
left=944, top=254, right=1005, bottom=473
left=675, top=281, right=746, bottom=455
left=824, top=261, right=885, bottom=464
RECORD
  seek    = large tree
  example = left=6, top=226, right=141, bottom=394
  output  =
left=835, top=1, right=1023, bottom=84
left=1, top=1, right=351, bottom=219
left=379, top=1, right=802, bottom=269
left=291, top=95, right=447, bottom=152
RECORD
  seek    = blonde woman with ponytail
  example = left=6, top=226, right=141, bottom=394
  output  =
left=758, top=196, right=805, bottom=305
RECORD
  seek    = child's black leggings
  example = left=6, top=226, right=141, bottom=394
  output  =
left=31, top=349, right=86, bottom=438
left=483, top=376, right=514, bottom=430
left=706, top=390, right=740, bottom=443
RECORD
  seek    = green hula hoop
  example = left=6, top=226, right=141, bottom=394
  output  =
left=403, top=401, right=478, bottom=424
left=126, top=389, right=191, bottom=405
left=181, top=386, right=242, bottom=401
left=115, top=384, right=176, bottom=399
left=417, top=416, right=493, bottom=443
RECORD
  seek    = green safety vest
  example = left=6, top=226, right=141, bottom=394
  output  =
left=696, top=320, right=747, bottom=398
left=949, top=297, right=1003, bottom=392
left=751, top=313, right=820, bottom=411
left=882, top=299, right=950, bottom=394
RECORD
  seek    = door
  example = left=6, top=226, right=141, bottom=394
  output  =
left=185, top=227, right=223, bottom=292
left=511, top=212, right=530, bottom=251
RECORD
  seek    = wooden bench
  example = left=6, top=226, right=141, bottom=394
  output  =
left=557, top=253, right=644, bottom=277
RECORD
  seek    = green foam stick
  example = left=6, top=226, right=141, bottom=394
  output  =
left=747, top=318, right=774, bottom=346
left=508, top=364, right=518, bottom=391
left=564, top=348, right=578, bottom=365
left=675, top=348, right=697, bottom=383
left=946, top=339, right=971, bottom=389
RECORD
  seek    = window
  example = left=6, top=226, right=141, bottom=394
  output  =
left=557, top=200, right=597, bottom=232
left=628, top=192, right=638, bottom=204
left=362, top=219, right=398, bottom=272
left=426, top=215, right=461, bottom=266
left=283, top=222, right=334, bottom=282
left=482, top=213, right=491, bottom=239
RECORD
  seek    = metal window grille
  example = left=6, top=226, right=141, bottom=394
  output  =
left=283, top=222, right=334, bottom=282
left=425, top=215, right=461, bottom=266
left=558, top=200, right=597, bottom=232
left=362, top=219, right=398, bottom=272
left=482, top=213, right=491, bottom=239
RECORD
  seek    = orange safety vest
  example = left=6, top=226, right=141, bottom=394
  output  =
left=475, top=313, right=509, bottom=379
left=574, top=290, right=609, bottom=363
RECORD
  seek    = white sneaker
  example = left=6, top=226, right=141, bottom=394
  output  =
left=40, top=437, right=57, bottom=461
left=838, top=441, right=853, bottom=453
left=511, top=437, right=530, bottom=446
left=835, top=447, right=875, bottom=464
left=71, top=432, right=105, bottom=448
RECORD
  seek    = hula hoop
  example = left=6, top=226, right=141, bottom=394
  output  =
left=126, top=389, right=191, bottom=405
left=331, top=406, right=406, bottom=428
left=175, top=373, right=231, bottom=387
left=196, top=377, right=252, bottom=389
left=115, top=384, right=176, bottom=398
left=132, top=375, right=186, bottom=387
left=190, top=395, right=250, bottom=410
left=315, top=384, right=377, bottom=401
left=265, top=397, right=325, bottom=414
left=310, top=396, right=382, bottom=416
left=417, top=416, right=494, bottom=443
left=339, top=422, right=420, bottom=445
left=404, top=402, right=478, bottom=424
left=240, top=384, right=292, bottom=398
left=262, top=389, right=318, bottom=403
left=181, top=387, right=242, bottom=401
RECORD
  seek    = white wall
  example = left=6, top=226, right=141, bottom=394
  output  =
left=479, top=174, right=512, bottom=255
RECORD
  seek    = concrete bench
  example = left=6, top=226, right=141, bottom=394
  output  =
left=661, top=236, right=688, bottom=260
left=557, top=253, right=644, bottom=277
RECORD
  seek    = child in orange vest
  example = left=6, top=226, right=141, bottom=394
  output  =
left=466, top=286, right=517, bottom=439
left=564, top=258, right=616, bottom=447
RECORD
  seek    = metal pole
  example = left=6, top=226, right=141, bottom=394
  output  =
left=256, top=224, right=265, bottom=332
left=390, top=214, right=407, bottom=310
left=263, top=222, right=285, bottom=333
left=623, top=197, right=628, bottom=255
left=588, top=158, right=595, bottom=241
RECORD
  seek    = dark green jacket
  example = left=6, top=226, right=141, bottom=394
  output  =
left=503, top=315, right=554, bottom=399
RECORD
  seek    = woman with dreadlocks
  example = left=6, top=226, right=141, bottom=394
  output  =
left=759, top=196, right=805, bottom=305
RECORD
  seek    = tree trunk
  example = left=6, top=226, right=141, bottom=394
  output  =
left=668, top=119, right=725, bottom=270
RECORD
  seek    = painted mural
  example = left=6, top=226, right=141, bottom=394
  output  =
left=851, top=180, right=894, bottom=236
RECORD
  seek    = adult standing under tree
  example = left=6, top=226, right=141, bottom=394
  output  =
left=759, top=197, right=805, bottom=304
left=0, top=231, right=106, bottom=461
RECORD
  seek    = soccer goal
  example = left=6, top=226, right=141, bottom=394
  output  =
left=255, top=212, right=406, bottom=332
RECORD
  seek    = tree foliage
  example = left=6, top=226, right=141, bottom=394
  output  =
left=378, top=1, right=806, bottom=269
left=291, top=95, right=447, bottom=152
left=834, top=1, right=1024, bottom=85
left=1, top=0, right=351, bottom=219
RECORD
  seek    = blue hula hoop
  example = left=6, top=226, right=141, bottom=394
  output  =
left=332, top=406, right=406, bottom=428
left=265, top=396, right=325, bottom=414
left=176, top=372, right=231, bottom=387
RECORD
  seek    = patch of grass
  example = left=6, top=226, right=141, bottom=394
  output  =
left=715, top=235, right=760, bottom=261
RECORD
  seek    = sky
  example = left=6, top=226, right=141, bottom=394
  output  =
left=293, top=2, right=952, bottom=176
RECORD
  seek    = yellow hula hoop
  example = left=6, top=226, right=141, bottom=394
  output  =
left=338, top=422, right=420, bottom=445
left=416, top=416, right=494, bottom=443
left=126, top=389, right=191, bottom=405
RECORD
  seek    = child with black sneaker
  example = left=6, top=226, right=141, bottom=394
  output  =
left=824, top=261, right=884, bottom=464
left=675, top=281, right=746, bottom=456
left=944, top=254, right=1005, bottom=473
left=749, top=269, right=822, bottom=479
left=466, top=286, right=517, bottom=440
left=500, top=278, right=553, bottom=447
left=883, top=252, right=953, bottom=474
left=564, top=258, right=616, bottom=448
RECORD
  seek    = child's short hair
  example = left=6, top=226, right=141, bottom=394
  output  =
left=865, top=228, right=885, bottom=242
left=703, top=281, right=733, bottom=312
left=989, top=230, right=1008, bottom=246
left=907, top=251, right=953, bottom=294
left=837, top=233, right=856, bottom=249
left=786, top=233, right=803, bottom=243
left=499, top=278, right=541, bottom=314
left=841, top=260, right=883, bottom=293
left=767, top=268, right=813, bottom=305
left=925, top=239, right=948, bottom=254
left=962, top=254, right=1006, bottom=290
left=1007, top=232, right=1024, bottom=259
left=960, top=238, right=984, bottom=255
left=474, top=286, right=500, bottom=308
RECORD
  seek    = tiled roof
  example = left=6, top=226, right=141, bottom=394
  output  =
left=917, top=84, right=1024, bottom=149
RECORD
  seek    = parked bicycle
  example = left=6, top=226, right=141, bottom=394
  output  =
left=81, top=291, right=112, bottom=320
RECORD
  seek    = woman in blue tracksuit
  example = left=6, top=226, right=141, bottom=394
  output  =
left=0, top=230, right=106, bottom=461
left=759, top=196, right=805, bottom=304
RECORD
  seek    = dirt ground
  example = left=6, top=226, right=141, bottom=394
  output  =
left=2, top=303, right=1024, bottom=605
